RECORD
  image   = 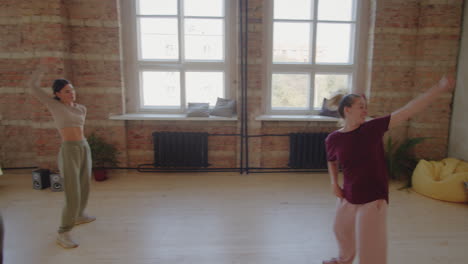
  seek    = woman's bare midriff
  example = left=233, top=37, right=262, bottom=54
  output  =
left=59, top=127, right=84, bottom=141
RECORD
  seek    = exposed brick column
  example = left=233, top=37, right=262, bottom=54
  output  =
left=245, top=0, right=264, bottom=168
left=409, top=0, right=462, bottom=160
left=367, top=0, right=420, bottom=145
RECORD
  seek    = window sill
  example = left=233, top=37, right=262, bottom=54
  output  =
left=109, top=113, right=238, bottom=121
left=255, top=115, right=340, bottom=122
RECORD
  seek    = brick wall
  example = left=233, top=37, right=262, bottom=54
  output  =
left=369, top=0, right=462, bottom=160
left=0, top=0, right=462, bottom=170
left=0, top=0, right=126, bottom=169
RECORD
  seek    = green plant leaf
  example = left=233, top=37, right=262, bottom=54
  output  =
left=87, top=133, right=120, bottom=168
left=385, top=136, right=427, bottom=187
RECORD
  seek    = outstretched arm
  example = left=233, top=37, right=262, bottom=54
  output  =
left=389, top=75, right=456, bottom=129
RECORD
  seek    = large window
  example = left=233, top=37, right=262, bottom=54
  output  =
left=266, top=0, right=367, bottom=114
left=121, top=0, right=236, bottom=113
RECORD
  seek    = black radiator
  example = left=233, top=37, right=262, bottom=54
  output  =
left=152, top=132, right=209, bottom=168
left=288, top=132, right=328, bottom=169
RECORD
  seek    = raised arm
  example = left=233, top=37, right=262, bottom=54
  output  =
left=389, top=75, right=456, bottom=129
left=27, top=66, right=50, bottom=103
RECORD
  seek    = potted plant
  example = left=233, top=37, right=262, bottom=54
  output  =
left=385, top=136, right=426, bottom=189
left=87, top=133, right=119, bottom=181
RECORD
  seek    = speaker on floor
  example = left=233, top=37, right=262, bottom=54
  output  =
left=32, top=169, right=50, bottom=190
left=50, top=171, right=63, bottom=192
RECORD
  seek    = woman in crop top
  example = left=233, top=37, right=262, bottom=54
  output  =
left=29, top=67, right=96, bottom=249
left=322, top=75, right=455, bottom=264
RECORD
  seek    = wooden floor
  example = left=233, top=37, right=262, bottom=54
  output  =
left=0, top=170, right=467, bottom=264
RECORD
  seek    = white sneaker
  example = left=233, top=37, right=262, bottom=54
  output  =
left=56, top=232, right=79, bottom=249
left=75, top=214, right=96, bottom=225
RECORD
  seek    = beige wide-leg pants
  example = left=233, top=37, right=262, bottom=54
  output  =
left=57, top=140, right=92, bottom=233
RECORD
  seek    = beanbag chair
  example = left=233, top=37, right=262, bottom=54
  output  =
left=412, top=158, right=468, bottom=203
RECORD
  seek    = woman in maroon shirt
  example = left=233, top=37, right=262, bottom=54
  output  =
left=323, top=75, right=455, bottom=264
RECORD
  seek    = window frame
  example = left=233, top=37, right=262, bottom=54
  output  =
left=120, top=0, right=238, bottom=114
left=264, top=0, right=369, bottom=115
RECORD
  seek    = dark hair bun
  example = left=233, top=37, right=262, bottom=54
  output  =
left=52, top=79, right=70, bottom=93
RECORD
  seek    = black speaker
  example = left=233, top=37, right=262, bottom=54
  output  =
left=32, top=169, right=50, bottom=190
left=50, top=172, right=63, bottom=192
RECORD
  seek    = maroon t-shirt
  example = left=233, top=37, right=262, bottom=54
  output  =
left=325, top=115, right=391, bottom=204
